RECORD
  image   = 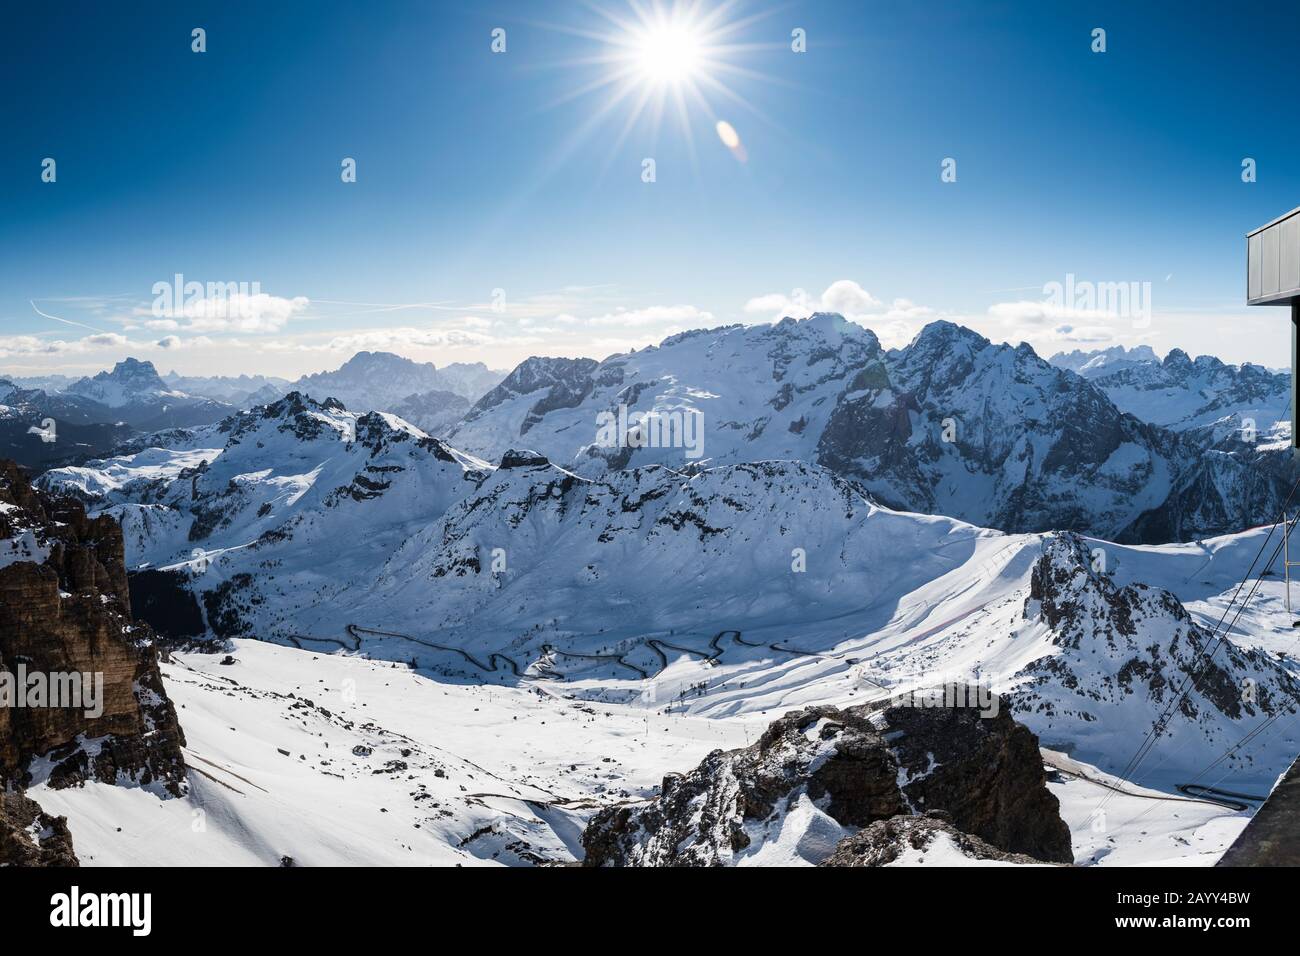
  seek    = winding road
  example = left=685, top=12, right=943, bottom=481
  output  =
left=346, top=624, right=523, bottom=676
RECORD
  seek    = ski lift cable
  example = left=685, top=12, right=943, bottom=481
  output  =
left=1098, top=477, right=1300, bottom=811
left=1102, top=529, right=1288, bottom=807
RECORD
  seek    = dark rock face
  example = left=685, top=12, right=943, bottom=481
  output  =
left=1121, top=430, right=1300, bottom=544
left=0, top=792, right=78, bottom=866
left=458, top=357, right=599, bottom=432
left=499, top=449, right=550, bottom=470
left=582, top=693, right=1072, bottom=866
left=884, top=700, right=1072, bottom=862
left=820, top=812, right=1050, bottom=866
left=0, top=459, right=186, bottom=796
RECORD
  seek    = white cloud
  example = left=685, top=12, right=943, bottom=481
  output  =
left=144, top=292, right=310, bottom=333
left=0, top=332, right=129, bottom=357
left=745, top=280, right=884, bottom=323
left=742, top=292, right=799, bottom=315
left=821, top=280, right=882, bottom=316
left=744, top=280, right=938, bottom=346
left=314, top=328, right=503, bottom=352
left=153, top=334, right=215, bottom=351
left=581, top=305, right=714, bottom=328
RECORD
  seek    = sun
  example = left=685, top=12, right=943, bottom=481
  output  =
left=534, top=1, right=784, bottom=173
left=633, top=21, right=704, bottom=86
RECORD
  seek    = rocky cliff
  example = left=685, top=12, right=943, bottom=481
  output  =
left=0, top=792, right=78, bottom=866
left=582, top=692, right=1072, bottom=866
left=0, top=459, right=186, bottom=864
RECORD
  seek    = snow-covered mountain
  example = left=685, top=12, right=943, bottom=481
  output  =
left=162, top=371, right=293, bottom=406
left=390, top=388, right=471, bottom=437
left=41, top=392, right=488, bottom=642
left=0, top=380, right=134, bottom=472
left=1088, top=349, right=1289, bottom=433
left=24, top=319, right=1300, bottom=870
left=0, top=373, right=77, bottom=393
left=1048, top=344, right=1160, bottom=379
left=294, top=351, right=503, bottom=412
left=68, top=357, right=186, bottom=407
left=39, top=402, right=1300, bottom=795
left=448, top=316, right=1194, bottom=539
left=64, top=358, right=231, bottom=429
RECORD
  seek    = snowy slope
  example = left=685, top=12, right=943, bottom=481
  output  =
left=40, top=392, right=490, bottom=642
left=31, top=640, right=749, bottom=866
left=27, top=629, right=1273, bottom=867
left=448, top=316, right=1193, bottom=539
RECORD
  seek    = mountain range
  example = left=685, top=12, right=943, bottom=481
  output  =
left=16, top=317, right=1298, bottom=548
left=445, top=316, right=1296, bottom=542
left=12, top=313, right=1300, bottom=867
left=37, top=388, right=1300, bottom=788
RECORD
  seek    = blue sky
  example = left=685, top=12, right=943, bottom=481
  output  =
left=3, top=0, right=1300, bottom=378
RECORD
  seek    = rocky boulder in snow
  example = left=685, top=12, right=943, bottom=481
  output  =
left=581, top=693, right=1072, bottom=866
left=820, top=811, right=1050, bottom=866
left=0, top=792, right=78, bottom=866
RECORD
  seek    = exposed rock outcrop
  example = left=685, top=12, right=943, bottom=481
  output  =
left=0, top=459, right=186, bottom=795
left=582, top=692, right=1072, bottom=866
left=0, top=792, right=78, bottom=866
left=820, top=811, right=1050, bottom=866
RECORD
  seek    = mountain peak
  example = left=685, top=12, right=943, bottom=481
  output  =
left=909, top=319, right=989, bottom=352
left=65, top=356, right=174, bottom=408
left=104, top=357, right=165, bottom=387
left=337, top=351, right=436, bottom=374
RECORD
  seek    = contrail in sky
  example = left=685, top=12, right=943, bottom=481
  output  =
left=30, top=299, right=108, bottom=334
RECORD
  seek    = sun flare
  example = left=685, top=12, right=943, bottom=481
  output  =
left=537, top=1, right=782, bottom=172
left=633, top=21, right=704, bottom=86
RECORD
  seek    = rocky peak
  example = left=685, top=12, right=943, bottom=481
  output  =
left=1013, top=532, right=1300, bottom=778
left=1162, top=347, right=1193, bottom=372
left=341, top=350, right=434, bottom=374
left=0, top=793, right=78, bottom=866
left=483, top=357, right=598, bottom=403
left=499, top=449, right=550, bottom=469
left=71, top=357, right=167, bottom=395
left=582, top=693, right=1071, bottom=866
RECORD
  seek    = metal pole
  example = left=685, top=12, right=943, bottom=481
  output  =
left=1286, top=512, right=1291, bottom=618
